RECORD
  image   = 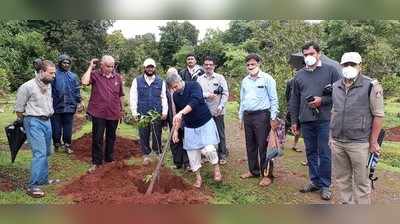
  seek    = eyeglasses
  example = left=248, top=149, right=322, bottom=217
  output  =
left=246, top=63, right=257, bottom=67
left=203, top=63, right=214, bottom=66
left=61, top=61, right=70, bottom=65
left=105, top=64, right=114, bottom=68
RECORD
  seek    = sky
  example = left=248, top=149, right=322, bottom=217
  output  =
left=108, top=20, right=231, bottom=40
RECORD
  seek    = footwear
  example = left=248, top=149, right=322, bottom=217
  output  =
left=299, top=183, right=320, bottom=193
left=143, top=156, right=152, bottom=166
left=47, top=179, right=61, bottom=185
left=292, top=147, right=303, bottom=152
left=27, top=187, right=45, bottom=198
left=214, top=169, right=223, bottom=182
left=301, top=161, right=308, bottom=166
left=54, top=143, right=61, bottom=152
left=240, top=171, right=255, bottom=179
left=64, top=144, right=73, bottom=154
left=219, top=159, right=227, bottom=165
left=193, top=177, right=202, bottom=188
left=87, top=165, right=97, bottom=173
left=320, top=187, right=332, bottom=200
left=259, top=177, right=272, bottom=187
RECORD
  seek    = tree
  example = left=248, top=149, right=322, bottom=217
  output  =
left=158, top=21, right=199, bottom=69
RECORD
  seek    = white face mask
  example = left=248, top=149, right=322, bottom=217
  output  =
left=342, top=66, right=359, bottom=79
left=304, top=55, right=317, bottom=67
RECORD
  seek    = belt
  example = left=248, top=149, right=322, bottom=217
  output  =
left=26, top=115, right=50, bottom=121
left=243, top=109, right=269, bottom=116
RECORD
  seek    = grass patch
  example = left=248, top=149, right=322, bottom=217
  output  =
left=384, top=97, right=400, bottom=128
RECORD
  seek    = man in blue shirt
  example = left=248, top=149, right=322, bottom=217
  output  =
left=51, top=54, right=82, bottom=154
left=239, top=53, right=279, bottom=187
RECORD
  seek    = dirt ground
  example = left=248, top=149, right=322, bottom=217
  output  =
left=385, top=126, right=400, bottom=142
left=60, top=134, right=210, bottom=204
left=71, top=133, right=142, bottom=163
left=59, top=161, right=210, bottom=204
left=0, top=176, right=15, bottom=192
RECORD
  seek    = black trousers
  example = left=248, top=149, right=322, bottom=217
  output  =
left=243, top=110, right=271, bottom=177
left=138, top=119, right=162, bottom=155
left=51, top=113, right=74, bottom=145
left=213, top=115, right=228, bottom=159
left=170, top=127, right=189, bottom=168
left=91, top=116, right=119, bottom=165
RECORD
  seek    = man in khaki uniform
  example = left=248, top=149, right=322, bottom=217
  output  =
left=331, top=52, right=384, bottom=204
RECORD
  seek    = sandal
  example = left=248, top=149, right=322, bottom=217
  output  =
left=27, top=187, right=45, bottom=198
left=193, top=178, right=202, bottom=188
left=259, top=177, right=272, bottom=187
left=214, top=171, right=223, bottom=182
left=48, top=179, right=61, bottom=185
left=240, top=171, right=255, bottom=179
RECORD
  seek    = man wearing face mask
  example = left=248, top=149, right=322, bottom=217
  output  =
left=51, top=54, right=82, bottom=154
left=289, top=42, right=341, bottom=200
left=82, top=55, right=124, bottom=173
left=331, top=52, right=384, bottom=204
left=238, top=53, right=279, bottom=187
left=15, top=60, right=58, bottom=198
left=179, top=53, right=205, bottom=81
left=129, top=58, right=168, bottom=165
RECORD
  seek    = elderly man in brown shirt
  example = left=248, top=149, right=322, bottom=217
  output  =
left=81, top=55, right=124, bottom=172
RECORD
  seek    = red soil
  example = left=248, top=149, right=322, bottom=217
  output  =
left=71, top=133, right=142, bottom=163
left=385, top=126, right=400, bottom=142
left=59, top=161, right=210, bottom=204
left=0, top=177, right=15, bottom=192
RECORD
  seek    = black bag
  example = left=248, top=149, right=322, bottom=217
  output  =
left=4, top=119, right=27, bottom=163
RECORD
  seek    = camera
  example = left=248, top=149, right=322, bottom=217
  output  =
left=213, top=85, right=224, bottom=95
left=322, top=84, right=333, bottom=96
left=305, top=95, right=315, bottom=103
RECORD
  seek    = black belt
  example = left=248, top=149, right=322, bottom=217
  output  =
left=26, top=115, right=50, bottom=121
left=244, top=109, right=269, bottom=116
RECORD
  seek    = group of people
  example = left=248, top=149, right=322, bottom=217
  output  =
left=14, top=41, right=384, bottom=204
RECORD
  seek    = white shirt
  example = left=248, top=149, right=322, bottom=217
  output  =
left=129, top=74, right=168, bottom=117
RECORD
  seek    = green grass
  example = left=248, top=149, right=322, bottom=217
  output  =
left=384, top=97, right=400, bottom=128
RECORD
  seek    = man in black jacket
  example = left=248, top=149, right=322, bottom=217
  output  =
left=179, top=53, right=204, bottom=81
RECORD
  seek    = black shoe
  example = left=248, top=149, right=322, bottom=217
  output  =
left=54, top=143, right=61, bottom=152
left=320, top=187, right=332, bottom=200
left=299, top=183, right=320, bottom=193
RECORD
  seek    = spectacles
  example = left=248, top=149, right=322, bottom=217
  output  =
left=246, top=63, right=257, bottom=67
left=61, top=61, right=70, bottom=65
left=105, top=64, right=114, bottom=68
left=204, top=63, right=214, bottom=66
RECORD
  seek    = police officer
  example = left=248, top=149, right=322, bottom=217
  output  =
left=331, top=52, right=384, bottom=204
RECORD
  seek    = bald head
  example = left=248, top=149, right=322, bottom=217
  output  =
left=166, top=67, right=178, bottom=76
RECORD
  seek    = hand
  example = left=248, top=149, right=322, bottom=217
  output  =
left=133, top=113, right=140, bottom=122
left=161, top=114, right=167, bottom=120
left=173, top=112, right=183, bottom=127
left=369, top=141, right=381, bottom=155
left=308, top=96, right=322, bottom=108
left=240, top=120, right=244, bottom=130
left=208, top=93, right=217, bottom=100
left=90, top=58, right=99, bottom=69
left=216, top=105, right=224, bottom=115
left=76, top=103, right=85, bottom=113
left=172, top=130, right=180, bottom=143
left=270, top=119, right=279, bottom=130
left=291, top=123, right=299, bottom=136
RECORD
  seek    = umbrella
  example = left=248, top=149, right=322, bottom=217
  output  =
left=367, top=129, right=385, bottom=189
left=4, top=119, right=27, bottom=163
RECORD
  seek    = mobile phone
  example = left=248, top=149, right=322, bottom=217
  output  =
left=305, top=95, right=315, bottom=102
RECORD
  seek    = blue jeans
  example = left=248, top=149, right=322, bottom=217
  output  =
left=51, top=113, right=74, bottom=145
left=23, top=116, right=52, bottom=188
left=301, top=120, right=331, bottom=188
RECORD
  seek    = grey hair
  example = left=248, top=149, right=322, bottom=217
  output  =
left=166, top=73, right=182, bottom=86
left=166, top=67, right=178, bottom=76
left=101, top=55, right=115, bottom=64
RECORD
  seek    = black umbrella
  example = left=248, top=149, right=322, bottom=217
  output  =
left=4, top=119, right=27, bottom=163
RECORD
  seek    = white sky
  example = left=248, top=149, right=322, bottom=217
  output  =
left=108, top=20, right=231, bottom=41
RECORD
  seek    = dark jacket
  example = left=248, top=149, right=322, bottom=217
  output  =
left=52, top=68, right=81, bottom=113
left=179, top=66, right=204, bottom=81
left=173, top=81, right=212, bottom=128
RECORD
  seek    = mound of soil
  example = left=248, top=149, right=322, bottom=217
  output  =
left=0, top=176, right=16, bottom=192
left=71, top=134, right=142, bottom=162
left=59, top=162, right=210, bottom=204
left=385, top=126, right=400, bottom=142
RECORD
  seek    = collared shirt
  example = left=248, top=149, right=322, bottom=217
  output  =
left=188, top=65, right=203, bottom=79
left=197, top=72, right=229, bottom=116
left=129, top=74, right=168, bottom=116
left=239, top=71, right=279, bottom=120
left=15, top=78, right=54, bottom=117
left=87, top=70, right=124, bottom=120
